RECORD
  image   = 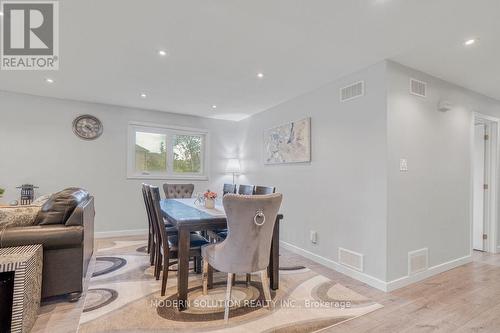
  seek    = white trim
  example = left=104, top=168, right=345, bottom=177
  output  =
left=280, top=240, right=387, bottom=291
left=386, top=255, right=472, bottom=291
left=281, top=240, right=472, bottom=292
left=95, top=228, right=148, bottom=239
left=128, top=121, right=209, bottom=134
left=473, top=113, right=499, bottom=254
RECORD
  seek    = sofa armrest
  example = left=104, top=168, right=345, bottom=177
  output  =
left=66, top=196, right=95, bottom=226
left=0, top=225, right=83, bottom=250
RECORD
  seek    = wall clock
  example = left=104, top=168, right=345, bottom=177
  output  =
left=72, top=115, right=103, bottom=140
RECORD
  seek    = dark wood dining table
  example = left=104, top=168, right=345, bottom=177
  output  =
left=160, top=198, right=283, bottom=311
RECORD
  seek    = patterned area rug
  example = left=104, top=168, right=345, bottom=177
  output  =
left=78, top=239, right=382, bottom=332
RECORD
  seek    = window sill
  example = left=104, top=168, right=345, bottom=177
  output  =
left=127, top=174, right=209, bottom=181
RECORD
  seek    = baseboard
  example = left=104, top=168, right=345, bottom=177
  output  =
left=280, top=240, right=388, bottom=291
left=385, top=254, right=472, bottom=291
left=95, top=228, right=148, bottom=239
left=280, top=240, right=473, bottom=293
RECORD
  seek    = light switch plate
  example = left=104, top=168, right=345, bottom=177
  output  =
left=400, top=158, right=408, bottom=172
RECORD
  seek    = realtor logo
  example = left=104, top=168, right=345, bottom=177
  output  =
left=1, top=1, right=59, bottom=70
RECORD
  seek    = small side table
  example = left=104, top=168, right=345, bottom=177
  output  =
left=0, top=245, right=43, bottom=333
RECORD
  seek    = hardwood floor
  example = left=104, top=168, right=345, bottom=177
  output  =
left=311, top=250, right=500, bottom=332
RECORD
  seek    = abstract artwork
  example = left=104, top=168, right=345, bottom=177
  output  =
left=264, top=117, right=311, bottom=164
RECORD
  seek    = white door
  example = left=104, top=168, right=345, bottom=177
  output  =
left=473, top=124, right=486, bottom=251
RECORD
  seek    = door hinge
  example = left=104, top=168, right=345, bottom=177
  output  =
left=485, top=134, right=489, bottom=140
left=484, top=184, right=489, bottom=190
left=483, top=234, right=488, bottom=240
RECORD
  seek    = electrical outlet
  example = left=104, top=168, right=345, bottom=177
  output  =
left=310, top=231, right=317, bottom=244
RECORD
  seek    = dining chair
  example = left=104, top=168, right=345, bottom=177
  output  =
left=163, top=183, right=195, bottom=198
left=237, top=184, right=255, bottom=195
left=149, top=185, right=209, bottom=296
left=254, top=186, right=276, bottom=195
left=202, top=193, right=283, bottom=321
left=223, top=183, right=237, bottom=196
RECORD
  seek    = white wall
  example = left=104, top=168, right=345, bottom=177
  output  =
left=0, top=91, right=239, bottom=233
left=238, top=62, right=389, bottom=282
left=386, top=61, right=500, bottom=283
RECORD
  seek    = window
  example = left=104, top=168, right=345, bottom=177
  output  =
left=128, top=122, right=208, bottom=180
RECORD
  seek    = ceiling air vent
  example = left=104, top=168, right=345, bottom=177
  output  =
left=340, top=81, right=364, bottom=102
left=408, top=248, right=428, bottom=275
left=410, top=78, right=427, bottom=97
left=338, top=247, right=364, bottom=272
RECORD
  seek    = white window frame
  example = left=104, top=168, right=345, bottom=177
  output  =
left=127, top=121, right=209, bottom=180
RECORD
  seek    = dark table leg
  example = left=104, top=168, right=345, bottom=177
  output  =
left=177, top=228, right=190, bottom=311
left=269, top=217, right=280, bottom=290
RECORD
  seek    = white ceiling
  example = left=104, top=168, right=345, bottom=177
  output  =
left=0, top=0, right=499, bottom=121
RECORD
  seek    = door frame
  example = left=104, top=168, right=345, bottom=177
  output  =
left=472, top=113, right=499, bottom=253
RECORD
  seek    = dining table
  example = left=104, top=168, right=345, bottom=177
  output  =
left=160, top=197, right=284, bottom=311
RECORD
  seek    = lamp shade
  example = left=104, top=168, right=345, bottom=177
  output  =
left=226, top=159, right=241, bottom=173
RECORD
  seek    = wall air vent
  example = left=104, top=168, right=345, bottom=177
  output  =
left=338, top=247, right=364, bottom=272
left=340, top=81, right=364, bottom=102
left=410, top=78, right=427, bottom=97
left=408, top=248, right=428, bottom=275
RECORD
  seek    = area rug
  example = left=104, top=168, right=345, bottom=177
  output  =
left=78, top=238, right=382, bottom=332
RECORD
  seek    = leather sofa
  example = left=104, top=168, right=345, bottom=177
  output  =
left=0, top=188, right=94, bottom=300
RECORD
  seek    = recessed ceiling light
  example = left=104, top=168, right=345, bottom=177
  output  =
left=45, top=78, right=54, bottom=84
left=157, top=50, right=167, bottom=56
left=140, top=93, right=147, bottom=98
left=464, top=38, right=477, bottom=46
left=0, top=12, right=4, bottom=16
left=257, top=72, right=264, bottom=78
left=212, top=105, right=217, bottom=109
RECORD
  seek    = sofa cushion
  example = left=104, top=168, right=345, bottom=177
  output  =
left=35, top=188, right=89, bottom=225
left=0, top=205, right=40, bottom=229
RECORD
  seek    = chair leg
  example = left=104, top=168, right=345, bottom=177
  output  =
left=246, top=273, right=251, bottom=287
left=202, top=260, right=209, bottom=295
left=147, top=230, right=151, bottom=254
left=195, top=256, right=202, bottom=274
left=260, top=270, right=272, bottom=309
left=224, top=273, right=233, bottom=322
left=193, top=256, right=197, bottom=272
left=208, top=264, right=214, bottom=290
left=149, top=238, right=155, bottom=266
left=161, top=255, right=169, bottom=296
left=155, top=247, right=162, bottom=280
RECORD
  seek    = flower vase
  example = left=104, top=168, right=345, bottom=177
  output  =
left=205, top=198, right=215, bottom=209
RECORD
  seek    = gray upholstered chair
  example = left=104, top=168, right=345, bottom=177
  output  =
left=237, top=184, right=255, bottom=195
left=223, top=183, right=236, bottom=196
left=254, top=186, right=276, bottom=195
left=163, top=183, right=194, bottom=198
left=202, top=193, right=283, bottom=321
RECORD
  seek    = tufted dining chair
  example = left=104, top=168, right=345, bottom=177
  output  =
left=163, top=183, right=195, bottom=199
left=202, top=193, right=283, bottom=321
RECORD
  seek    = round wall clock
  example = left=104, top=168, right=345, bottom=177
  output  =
left=72, top=115, right=103, bottom=140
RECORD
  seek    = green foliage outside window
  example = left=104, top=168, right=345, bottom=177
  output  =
left=173, top=135, right=202, bottom=173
